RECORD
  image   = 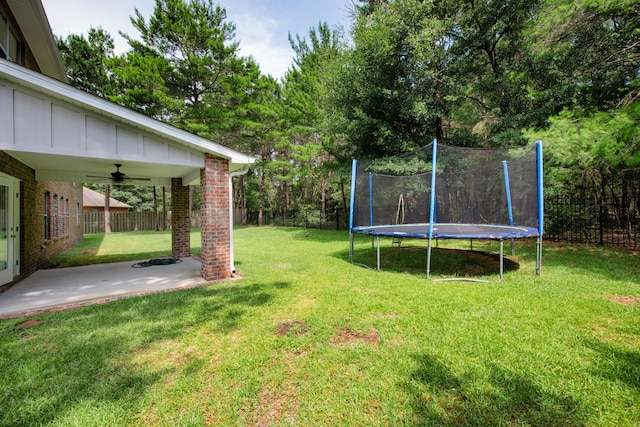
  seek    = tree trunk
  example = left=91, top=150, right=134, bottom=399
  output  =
left=153, top=186, right=159, bottom=231
left=320, top=178, right=326, bottom=223
left=235, top=175, right=248, bottom=225
left=104, top=184, right=111, bottom=234
left=241, top=176, right=248, bottom=225
left=258, top=169, right=265, bottom=227
left=340, top=178, right=349, bottom=220
left=162, top=186, right=167, bottom=230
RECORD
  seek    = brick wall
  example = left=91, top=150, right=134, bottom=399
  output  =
left=0, top=151, right=83, bottom=284
left=171, top=178, right=191, bottom=258
left=200, top=154, right=230, bottom=281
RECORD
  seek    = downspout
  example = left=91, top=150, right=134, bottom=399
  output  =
left=229, top=162, right=251, bottom=275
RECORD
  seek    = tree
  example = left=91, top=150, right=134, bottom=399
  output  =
left=237, top=73, right=285, bottom=225
left=283, top=22, right=346, bottom=221
left=108, top=50, right=181, bottom=121
left=439, top=0, right=546, bottom=144
left=328, top=0, right=453, bottom=158
left=125, top=0, right=245, bottom=134
left=525, top=104, right=640, bottom=198
left=56, top=27, right=117, bottom=98
left=104, top=184, right=111, bottom=233
left=531, top=0, right=640, bottom=110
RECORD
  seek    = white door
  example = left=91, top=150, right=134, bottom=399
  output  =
left=0, top=176, right=18, bottom=285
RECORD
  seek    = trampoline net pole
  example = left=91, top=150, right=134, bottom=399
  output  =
left=349, top=159, right=357, bottom=264
left=428, top=139, right=438, bottom=238
left=536, top=141, right=544, bottom=237
left=427, top=237, right=433, bottom=279
left=427, top=139, right=437, bottom=280
left=502, top=160, right=516, bottom=257
left=536, top=140, right=544, bottom=276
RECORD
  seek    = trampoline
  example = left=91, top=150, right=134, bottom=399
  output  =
left=351, top=223, right=539, bottom=240
left=349, top=140, right=544, bottom=280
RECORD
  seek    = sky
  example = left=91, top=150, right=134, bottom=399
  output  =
left=41, top=0, right=351, bottom=79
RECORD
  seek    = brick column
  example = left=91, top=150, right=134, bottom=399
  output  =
left=171, top=178, right=191, bottom=259
left=200, top=154, right=231, bottom=281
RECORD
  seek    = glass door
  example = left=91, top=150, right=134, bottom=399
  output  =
left=0, top=184, right=7, bottom=273
left=0, top=176, right=17, bottom=285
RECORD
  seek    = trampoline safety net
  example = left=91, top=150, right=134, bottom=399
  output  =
left=350, top=141, right=543, bottom=235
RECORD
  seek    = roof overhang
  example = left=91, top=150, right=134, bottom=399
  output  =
left=0, top=60, right=255, bottom=186
left=5, top=0, right=67, bottom=82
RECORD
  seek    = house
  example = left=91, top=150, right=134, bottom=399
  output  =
left=0, top=0, right=254, bottom=289
left=82, top=187, right=131, bottom=213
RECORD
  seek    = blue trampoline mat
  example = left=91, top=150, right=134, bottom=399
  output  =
left=351, top=223, right=540, bottom=240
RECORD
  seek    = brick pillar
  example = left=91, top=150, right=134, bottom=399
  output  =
left=200, top=154, right=231, bottom=281
left=171, top=178, right=191, bottom=259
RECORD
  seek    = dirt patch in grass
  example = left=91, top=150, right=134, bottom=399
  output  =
left=249, top=384, right=299, bottom=426
left=605, top=293, right=640, bottom=306
left=274, top=320, right=309, bottom=337
left=330, top=327, right=379, bottom=346
left=15, top=319, right=43, bottom=329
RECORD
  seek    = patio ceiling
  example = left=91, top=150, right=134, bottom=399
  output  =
left=9, top=152, right=202, bottom=187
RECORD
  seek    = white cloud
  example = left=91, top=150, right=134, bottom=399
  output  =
left=230, top=12, right=292, bottom=77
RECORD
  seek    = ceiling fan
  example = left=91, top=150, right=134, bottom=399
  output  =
left=86, top=164, right=151, bottom=184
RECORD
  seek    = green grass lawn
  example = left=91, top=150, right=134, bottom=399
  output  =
left=1, top=227, right=639, bottom=426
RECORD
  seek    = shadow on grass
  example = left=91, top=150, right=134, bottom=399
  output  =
left=584, top=337, right=640, bottom=392
left=0, top=280, right=290, bottom=426
left=540, top=242, right=640, bottom=284
left=273, top=226, right=349, bottom=243
left=341, top=246, right=520, bottom=279
left=404, top=353, right=587, bottom=426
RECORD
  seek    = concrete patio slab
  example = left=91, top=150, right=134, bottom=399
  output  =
left=0, top=257, right=209, bottom=319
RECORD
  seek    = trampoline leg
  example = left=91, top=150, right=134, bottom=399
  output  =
left=426, top=237, right=433, bottom=279
left=376, top=236, right=381, bottom=271
left=536, top=236, right=543, bottom=276
left=349, top=232, right=354, bottom=263
left=499, top=240, right=504, bottom=281
left=511, top=238, right=515, bottom=256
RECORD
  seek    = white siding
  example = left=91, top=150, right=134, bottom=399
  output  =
left=1, top=83, right=203, bottom=167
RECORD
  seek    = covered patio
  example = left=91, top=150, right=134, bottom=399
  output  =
left=0, top=60, right=254, bottom=284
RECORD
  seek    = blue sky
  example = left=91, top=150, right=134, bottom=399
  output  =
left=41, top=0, right=352, bottom=79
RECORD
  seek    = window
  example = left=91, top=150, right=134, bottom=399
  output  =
left=44, top=193, right=71, bottom=241
left=64, top=198, right=70, bottom=235
left=0, top=5, right=21, bottom=63
left=53, top=195, right=59, bottom=238
left=44, top=192, right=51, bottom=241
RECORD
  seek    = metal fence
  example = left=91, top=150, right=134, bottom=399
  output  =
left=244, top=197, right=639, bottom=248
left=544, top=196, right=640, bottom=248
left=244, top=208, right=349, bottom=231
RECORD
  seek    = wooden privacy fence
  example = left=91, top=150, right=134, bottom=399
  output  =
left=83, top=211, right=202, bottom=233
